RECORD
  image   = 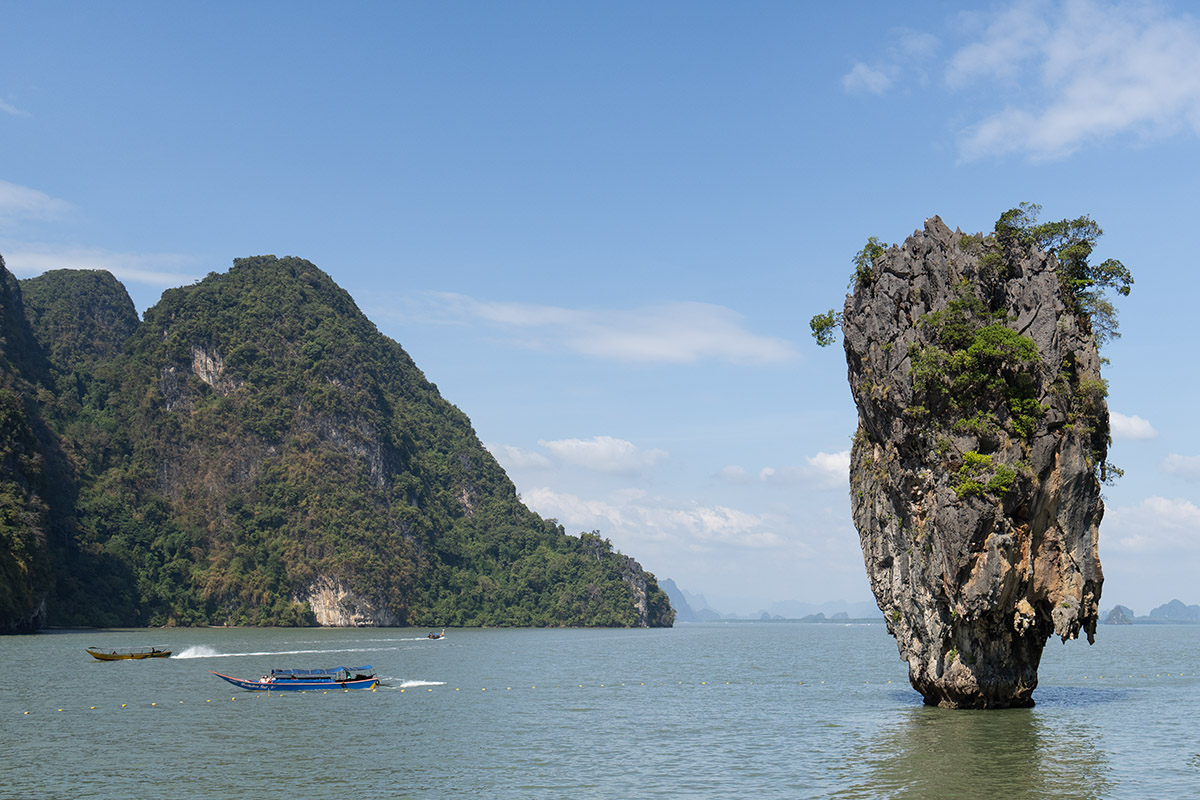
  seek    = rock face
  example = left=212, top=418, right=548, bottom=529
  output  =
left=301, top=576, right=401, bottom=627
left=842, top=217, right=1107, bottom=708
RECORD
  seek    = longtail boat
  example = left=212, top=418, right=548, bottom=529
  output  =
left=87, top=646, right=171, bottom=661
left=210, top=665, right=378, bottom=691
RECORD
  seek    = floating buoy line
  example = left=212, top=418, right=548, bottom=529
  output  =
left=13, top=670, right=1197, bottom=716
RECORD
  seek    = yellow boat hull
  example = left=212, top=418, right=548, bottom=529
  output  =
left=87, top=647, right=171, bottom=661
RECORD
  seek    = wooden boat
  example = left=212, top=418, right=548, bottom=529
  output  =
left=210, top=665, right=378, bottom=691
left=87, top=646, right=171, bottom=661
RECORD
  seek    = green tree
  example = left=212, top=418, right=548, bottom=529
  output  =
left=809, top=309, right=842, bottom=348
left=809, top=237, right=888, bottom=347
left=998, top=203, right=1133, bottom=348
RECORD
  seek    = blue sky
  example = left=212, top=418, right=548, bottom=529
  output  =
left=3, top=0, right=1198, bottom=616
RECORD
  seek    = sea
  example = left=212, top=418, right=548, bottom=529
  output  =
left=2, top=622, right=1197, bottom=799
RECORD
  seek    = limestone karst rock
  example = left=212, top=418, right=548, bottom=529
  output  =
left=842, top=216, right=1107, bottom=708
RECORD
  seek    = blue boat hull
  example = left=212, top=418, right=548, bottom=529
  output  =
left=210, top=671, right=378, bottom=691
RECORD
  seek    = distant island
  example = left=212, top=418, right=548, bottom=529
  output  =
left=660, top=579, right=881, bottom=622
left=1102, top=599, right=1200, bottom=624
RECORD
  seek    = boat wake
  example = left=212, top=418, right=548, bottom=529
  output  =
left=174, top=646, right=223, bottom=659
left=173, top=645, right=404, bottom=660
left=398, top=680, right=445, bottom=688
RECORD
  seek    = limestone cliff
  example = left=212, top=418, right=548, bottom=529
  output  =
left=842, top=216, right=1108, bottom=708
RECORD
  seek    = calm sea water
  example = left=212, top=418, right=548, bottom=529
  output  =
left=2, top=622, right=1197, bottom=799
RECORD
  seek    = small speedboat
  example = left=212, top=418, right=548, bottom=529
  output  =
left=210, top=666, right=378, bottom=691
left=87, top=646, right=171, bottom=661
left=427, top=629, right=445, bottom=640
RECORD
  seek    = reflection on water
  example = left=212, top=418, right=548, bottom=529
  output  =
left=837, top=696, right=1113, bottom=799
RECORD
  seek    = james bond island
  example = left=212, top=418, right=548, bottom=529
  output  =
left=812, top=205, right=1131, bottom=708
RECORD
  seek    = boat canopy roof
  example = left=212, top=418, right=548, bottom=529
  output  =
left=271, top=666, right=373, bottom=677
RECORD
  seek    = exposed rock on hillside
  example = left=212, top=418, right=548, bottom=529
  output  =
left=301, top=575, right=401, bottom=626
left=842, top=216, right=1107, bottom=708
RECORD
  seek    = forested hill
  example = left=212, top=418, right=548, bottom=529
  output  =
left=0, top=257, right=63, bottom=633
left=0, top=254, right=673, bottom=631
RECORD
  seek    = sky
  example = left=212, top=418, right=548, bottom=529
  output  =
left=2, top=0, right=1199, bottom=617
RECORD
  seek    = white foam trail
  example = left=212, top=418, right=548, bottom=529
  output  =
left=397, top=680, right=446, bottom=688
left=173, top=645, right=221, bottom=659
left=173, top=645, right=404, bottom=659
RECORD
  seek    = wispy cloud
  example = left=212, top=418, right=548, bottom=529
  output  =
left=946, top=0, right=1051, bottom=89
left=842, top=63, right=894, bottom=95
left=489, top=435, right=668, bottom=476
left=1104, top=495, right=1200, bottom=553
left=1110, top=411, right=1158, bottom=440
left=485, top=443, right=552, bottom=470
left=522, top=486, right=787, bottom=551
left=841, top=29, right=939, bottom=95
left=0, top=98, right=31, bottom=118
left=424, top=292, right=796, bottom=365
left=721, top=451, right=849, bottom=491
left=717, top=465, right=751, bottom=484
left=539, top=436, right=668, bottom=474
left=1161, top=454, right=1200, bottom=481
left=949, top=0, right=1200, bottom=160
left=3, top=243, right=200, bottom=288
left=0, top=179, right=71, bottom=222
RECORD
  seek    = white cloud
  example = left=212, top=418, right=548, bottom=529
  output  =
left=1104, top=495, right=1200, bottom=553
left=0, top=98, right=30, bottom=118
left=717, top=465, right=750, bottom=484
left=1162, top=454, right=1200, bottom=481
left=841, top=28, right=940, bottom=95
left=947, top=0, right=1051, bottom=89
left=522, top=486, right=786, bottom=551
left=755, top=451, right=849, bottom=490
left=950, top=0, right=1200, bottom=160
left=3, top=243, right=199, bottom=288
left=0, top=179, right=70, bottom=222
left=808, top=450, right=850, bottom=486
left=842, top=63, right=894, bottom=95
left=898, top=30, right=940, bottom=61
left=538, top=435, right=668, bottom=474
left=486, top=443, right=552, bottom=470
left=1110, top=411, right=1158, bottom=440
left=424, top=292, right=796, bottom=365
